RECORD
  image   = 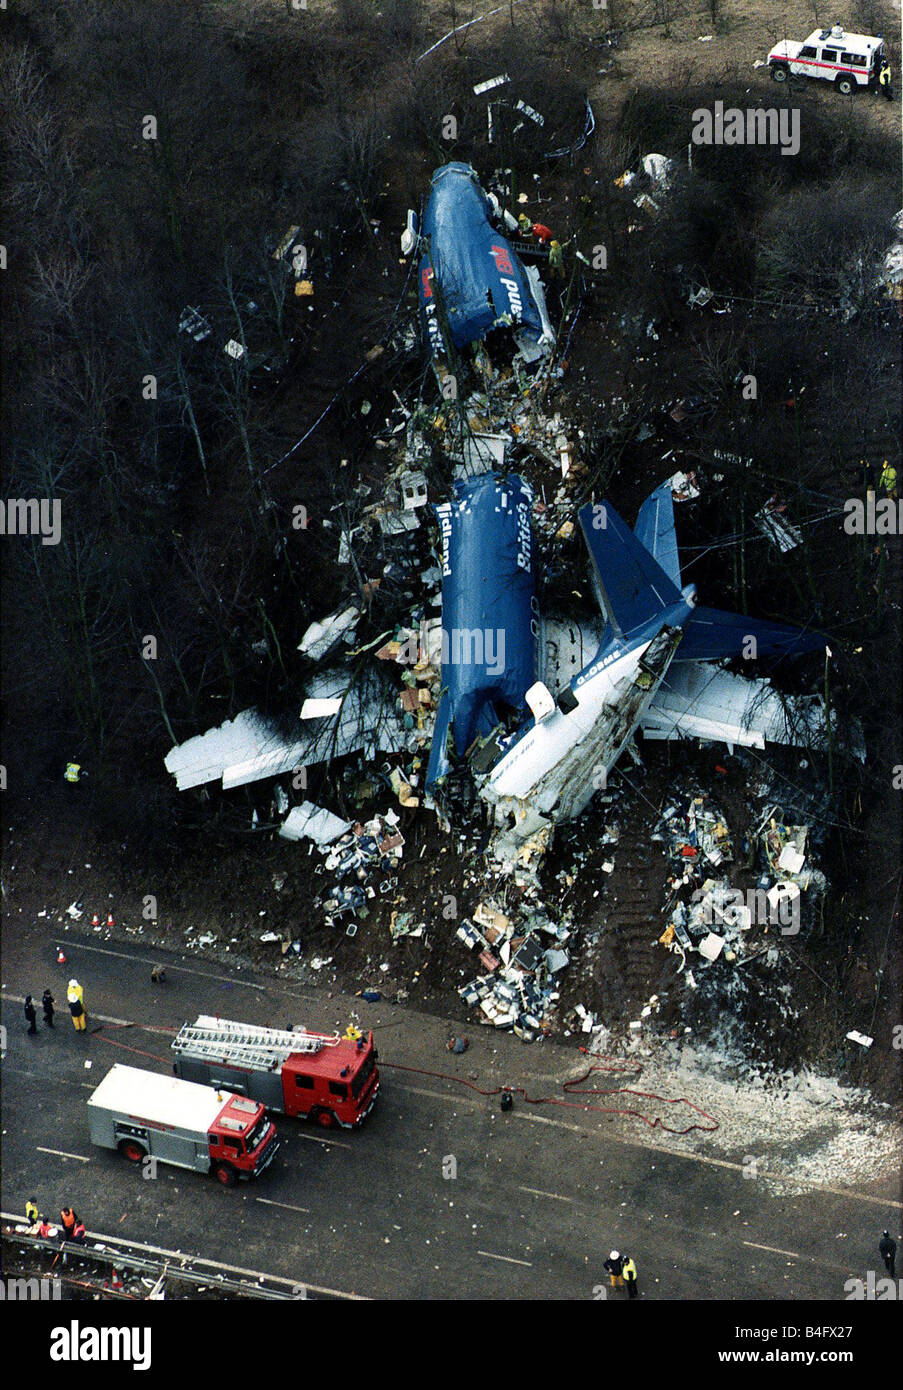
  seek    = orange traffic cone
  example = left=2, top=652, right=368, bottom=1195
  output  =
left=106, top=912, right=115, bottom=927
left=91, top=913, right=100, bottom=927
left=57, top=948, right=66, bottom=964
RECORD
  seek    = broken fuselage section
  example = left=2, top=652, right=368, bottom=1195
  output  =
left=426, top=475, right=827, bottom=851
left=417, top=162, right=554, bottom=366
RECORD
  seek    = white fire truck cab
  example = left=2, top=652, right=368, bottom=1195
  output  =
left=88, top=1063, right=280, bottom=1186
left=767, top=26, right=886, bottom=94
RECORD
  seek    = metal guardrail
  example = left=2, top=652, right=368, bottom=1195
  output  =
left=1, top=1218, right=364, bottom=1301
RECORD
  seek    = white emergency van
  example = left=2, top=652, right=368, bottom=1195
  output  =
left=767, top=25, right=886, bottom=95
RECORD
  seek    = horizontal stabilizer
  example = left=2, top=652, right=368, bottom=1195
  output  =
left=676, top=606, right=826, bottom=662
left=633, top=482, right=681, bottom=588
left=578, top=499, right=682, bottom=638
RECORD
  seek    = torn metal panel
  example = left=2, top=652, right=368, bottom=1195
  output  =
left=515, top=266, right=556, bottom=361
left=754, top=500, right=802, bottom=552
left=297, top=603, right=360, bottom=661
left=279, top=802, right=352, bottom=845
left=377, top=507, right=420, bottom=535
left=300, top=697, right=343, bottom=719
left=461, top=431, right=509, bottom=477
left=641, top=153, right=675, bottom=186
left=474, top=73, right=510, bottom=94
left=399, top=470, right=428, bottom=510
left=515, top=99, right=544, bottom=127
left=178, top=306, right=212, bottom=341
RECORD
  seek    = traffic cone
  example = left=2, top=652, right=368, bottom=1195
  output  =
left=91, top=914, right=100, bottom=927
left=57, top=947, right=66, bottom=964
left=110, top=1268, right=123, bottom=1292
left=106, top=912, right=115, bottom=927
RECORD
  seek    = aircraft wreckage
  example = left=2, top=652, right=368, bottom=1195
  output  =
left=424, top=473, right=832, bottom=855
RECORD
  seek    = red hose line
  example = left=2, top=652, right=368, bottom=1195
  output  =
left=92, top=1025, right=718, bottom=1135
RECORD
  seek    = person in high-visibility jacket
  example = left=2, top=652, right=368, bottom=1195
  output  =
left=517, top=212, right=532, bottom=237
left=879, top=460, right=897, bottom=498
left=548, top=239, right=565, bottom=278
left=67, top=978, right=87, bottom=1031
left=64, top=762, right=82, bottom=783
left=622, top=1255, right=639, bottom=1298
left=879, top=60, right=893, bottom=101
left=25, top=1199, right=40, bottom=1226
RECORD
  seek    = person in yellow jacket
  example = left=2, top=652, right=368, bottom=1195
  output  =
left=67, top=979, right=87, bottom=1031
left=879, top=59, right=893, bottom=101
left=548, top=239, right=565, bottom=278
left=622, top=1254, right=639, bottom=1298
left=879, top=460, right=897, bottom=499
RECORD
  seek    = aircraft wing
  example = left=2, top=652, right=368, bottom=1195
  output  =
left=676, top=606, right=826, bottom=662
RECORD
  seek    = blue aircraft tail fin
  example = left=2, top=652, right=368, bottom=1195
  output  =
left=634, top=482, right=681, bottom=589
left=578, top=500, right=682, bottom=639
left=677, top=606, right=826, bottom=662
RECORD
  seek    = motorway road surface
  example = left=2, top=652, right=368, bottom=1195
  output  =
left=2, top=932, right=900, bottom=1300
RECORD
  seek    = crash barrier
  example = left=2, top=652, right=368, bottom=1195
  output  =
left=1, top=1220, right=362, bottom=1300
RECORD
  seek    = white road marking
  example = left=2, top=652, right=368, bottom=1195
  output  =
left=391, top=1082, right=902, bottom=1210
left=518, top=1186, right=572, bottom=1203
left=2, top=993, right=132, bottom=1026
left=4, top=1067, right=95, bottom=1090
left=478, top=1250, right=533, bottom=1267
left=743, top=1240, right=801, bottom=1259
left=295, top=1132, right=352, bottom=1150
left=15, top=942, right=272, bottom=993
left=255, top=1198, right=311, bottom=1215
left=36, top=1147, right=90, bottom=1163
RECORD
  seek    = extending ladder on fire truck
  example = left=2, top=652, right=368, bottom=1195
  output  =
left=172, top=1017, right=340, bottom=1073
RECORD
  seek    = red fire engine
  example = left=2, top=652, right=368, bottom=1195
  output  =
left=87, top=1063, right=280, bottom=1185
left=171, top=1016, right=379, bottom=1129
